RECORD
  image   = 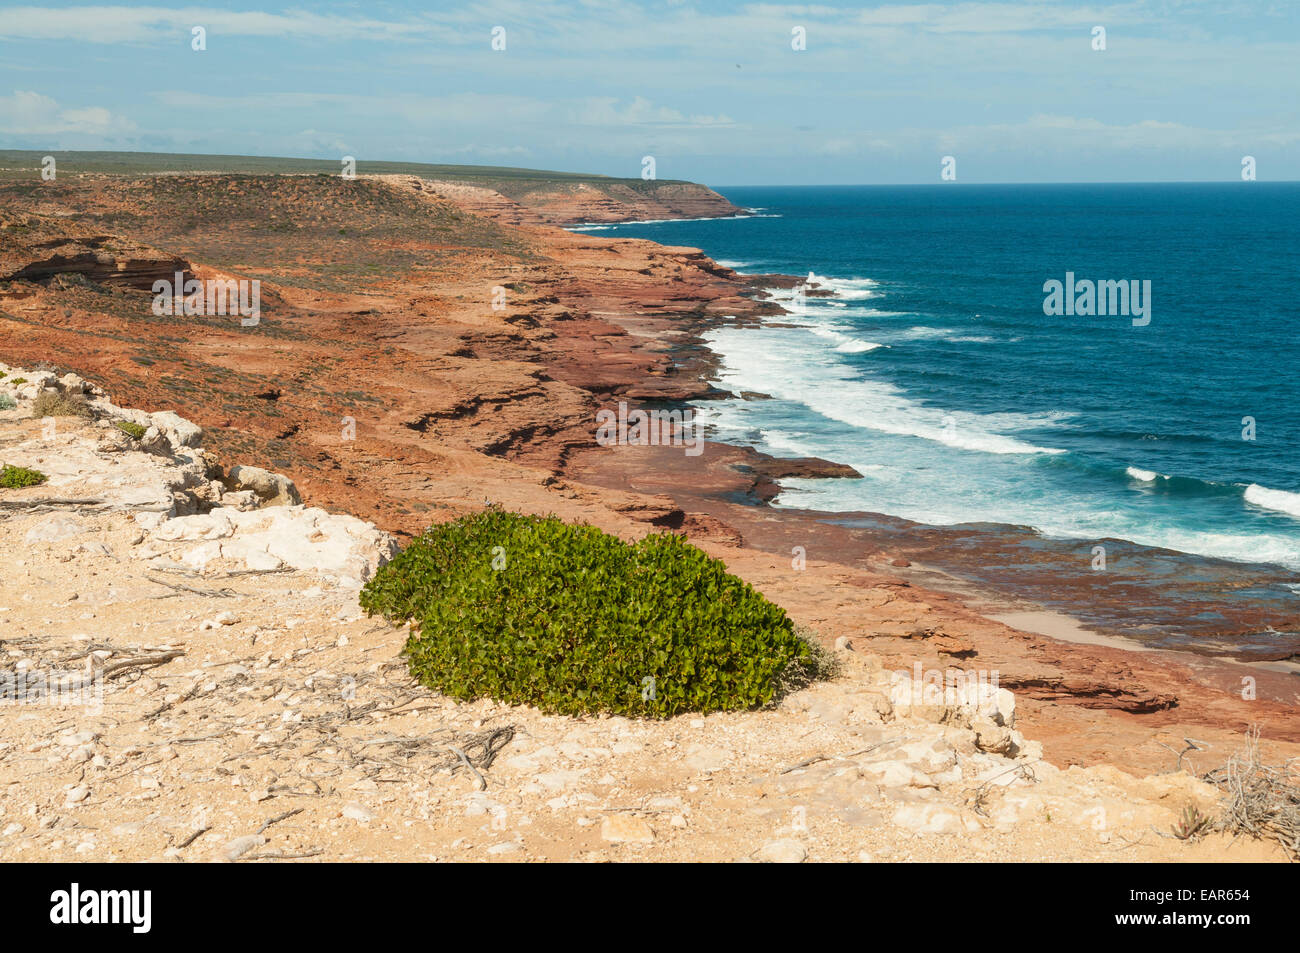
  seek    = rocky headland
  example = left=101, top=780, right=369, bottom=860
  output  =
left=1, top=163, right=1297, bottom=861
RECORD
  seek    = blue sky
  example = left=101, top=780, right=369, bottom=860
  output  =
left=1, top=1, right=1296, bottom=185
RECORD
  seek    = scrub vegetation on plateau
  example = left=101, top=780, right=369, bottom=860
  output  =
left=360, top=510, right=834, bottom=717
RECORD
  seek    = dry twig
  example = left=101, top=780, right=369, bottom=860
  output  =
left=1202, top=726, right=1300, bottom=859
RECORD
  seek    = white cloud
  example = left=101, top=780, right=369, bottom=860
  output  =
left=570, top=97, right=735, bottom=128
left=0, top=89, right=135, bottom=134
left=0, top=6, right=432, bottom=44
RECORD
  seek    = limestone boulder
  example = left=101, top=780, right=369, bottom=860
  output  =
left=224, top=464, right=301, bottom=507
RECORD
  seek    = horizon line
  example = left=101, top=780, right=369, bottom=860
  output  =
left=1, top=147, right=1293, bottom=189
left=717, top=180, right=1299, bottom=188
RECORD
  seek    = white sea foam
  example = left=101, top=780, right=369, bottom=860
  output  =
left=768, top=475, right=1300, bottom=570
left=704, top=324, right=1064, bottom=456
left=804, top=322, right=885, bottom=353
left=888, top=326, right=996, bottom=344
left=1244, top=483, right=1300, bottom=519
left=846, top=308, right=909, bottom=318
left=835, top=340, right=885, bottom=353
left=807, top=272, right=879, bottom=300
left=757, top=429, right=817, bottom=458
left=1126, top=466, right=1160, bottom=482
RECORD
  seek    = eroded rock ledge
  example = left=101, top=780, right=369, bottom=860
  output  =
left=0, top=366, right=1285, bottom=862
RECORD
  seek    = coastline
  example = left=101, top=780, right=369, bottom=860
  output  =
left=566, top=243, right=1300, bottom=662
left=2, top=168, right=1297, bottom=776
left=5, top=372, right=1282, bottom=862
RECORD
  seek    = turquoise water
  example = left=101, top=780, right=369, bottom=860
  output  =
left=573, top=183, right=1300, bottom=572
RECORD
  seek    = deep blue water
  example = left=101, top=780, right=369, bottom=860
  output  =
left=572, top=184, right=1300, bottom=570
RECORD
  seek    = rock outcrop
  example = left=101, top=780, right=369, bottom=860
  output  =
left=0, top=367, right=1290, bottom=863
left=1, top=363, right=395, bottom=586
left=3, top=166, right=1297, bottom=789
left=0, top=212, right=191, bottom=290
left=390, top=175, right=744, bottom=227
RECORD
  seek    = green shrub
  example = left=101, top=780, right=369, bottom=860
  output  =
left=0, top=393, right=15, bottom=411
left=9, top=377, right=26, bottom=385
left=31, top=391, right=91, bottom=418
left=113, top=419, right=147, bottom=440
left=0, top=464, right=47, bottom=489
left=361, top=510, right=829, bottom=717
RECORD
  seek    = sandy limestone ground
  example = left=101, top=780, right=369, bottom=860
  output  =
left=0, top=368, right=1284, bottom=863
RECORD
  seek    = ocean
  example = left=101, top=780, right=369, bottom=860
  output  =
left=573, top=183, right=1300, bottom=575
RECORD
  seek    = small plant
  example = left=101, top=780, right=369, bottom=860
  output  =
left=9, top=377, right=27, bottom=385
left=0, top=464, right=47, bottom=489
left=113, top=419, right=147, bottom=440
left=1172, top=804, right=1213, bottom=841
left=361, top=510, right=832, bottom=717
left=1203, top=726, right=1300, bottom=859
left=0, top=393, right=15, bottom=411
left=31, top=391, right=91, bottom=418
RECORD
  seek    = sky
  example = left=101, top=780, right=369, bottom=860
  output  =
left=0, top=1, right=1297, bottom=186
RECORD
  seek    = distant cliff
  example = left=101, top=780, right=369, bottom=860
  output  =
left=496, top=180, right=744, bottom=225
left=0, top=150, right=745, bottom=227
left=412, top=176, right=745, bottom=227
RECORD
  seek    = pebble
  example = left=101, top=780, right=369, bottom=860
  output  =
left=891, top=803, right=970, bottom=835
left=684, top=744, right=731, bottom=773
left=756, top=839, right=807, bottom=863
left=343, top=803, right=376, bottom=823
left=221, top=834, right=266, bottom=861
left=600, top=814, right=654, bottom=844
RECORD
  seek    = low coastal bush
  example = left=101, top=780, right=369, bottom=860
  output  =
left=0, top=393, right=15, bottom=410
left=31, top=391, right=91, bottom=418
left=360, top=510, right=831, bottom=717
left=113, top=420, right=147, bottom=440
left=9, top=377, right=26, bottom=385
left=0, top=464, right=47, bottom=489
